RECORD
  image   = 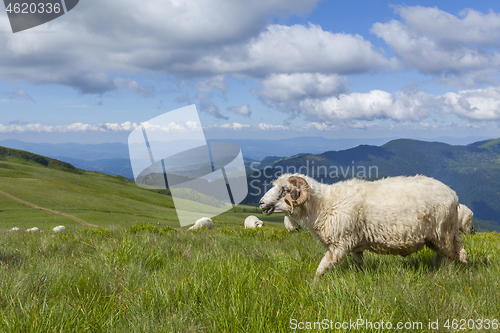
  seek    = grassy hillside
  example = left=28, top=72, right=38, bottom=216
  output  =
left=0, top=146, right=271, bottom=231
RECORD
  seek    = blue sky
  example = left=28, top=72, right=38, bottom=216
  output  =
left=1, top=0, right=500, bottom=144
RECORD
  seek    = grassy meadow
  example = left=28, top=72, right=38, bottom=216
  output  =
left=0, top=227, right=499, bottom=332
left=1, top=147, right=500, bottom=332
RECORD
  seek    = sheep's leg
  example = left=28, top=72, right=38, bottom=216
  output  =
left=352, top=251, right=365, bottom=267
left=433, top=251, right=453, bottom=267
left=314, top=247, right=348, bottom=281
left=433, top=252, right=443, bottom=267
left=454, top=231, right=467, bottom=263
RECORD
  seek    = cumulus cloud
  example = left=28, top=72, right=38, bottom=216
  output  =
left=250, top=73, right=439, bottom=123
left=0, top=0, right=322, bottom=93
left=300, top=90, right=392, bottom=121
left=440, top=86, right=500, bottom=120
left=253, top=73, right=350, bottom=120
left=393, top=6, right=500, bottom=46
left=294, top=85, right=500, bottom=123
left=187, top=24, right=393, bottom=76
left=227, top=104, right=251, bottom=117
left=299, top=88, right=435, bottom=122
left=256, top=73, right=349, bottom=102
left=371, top=6, right=500, bottom=87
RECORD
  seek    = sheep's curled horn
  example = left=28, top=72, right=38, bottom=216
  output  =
left=284, top=176, right=309, bottom=214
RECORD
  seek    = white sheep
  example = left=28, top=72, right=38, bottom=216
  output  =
left=244, top=215, right=264, bottom=229
left=284, top=215, right=300, bottom=231
left=188, top=217, right=214, bottom=230
left=52, top=226, right=66, bottom=232
left=26, top=227, right=40, bottom=232
left=9, top=227, right=20, bottom=231
left=259, top=174, right=467, bottom=280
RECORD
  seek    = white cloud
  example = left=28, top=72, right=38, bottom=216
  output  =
left=371, top=6, right=500, bottom=87
left=440, top=86, right=500, bottom=120
left=217, top=122, right=250, bottom=130
left=141, top=120, right=201, bottom=133
left=300, top=90, right=392, bottom=121
left=256, top=73, right=349, bottom=102
left=0, top=0, right=321, bottom=93
left=299, top=89, right=434, bottom=122
left=227, top=104, right=251, bottom=117
left=0, top=121, right=140, bottom=133
left=296, top=85, right=500, bottom=122
left=257, top=123, right=288, bottom=130
left=253, top=73, right=350, bottom=121
left=0, top=120, right=209, bottom=133
left=187, top=24, right=393, bottom=76
left=303, top=122, right=336, bottom=131
left=394, top=6, right=500, bottom=46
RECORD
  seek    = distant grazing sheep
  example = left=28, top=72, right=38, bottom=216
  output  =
left=244, top=215, right=264, bottom=229
left=260, top=173, right=467, bottom=280
left=457, top=204, right=473, bottom=235
left=52, top=226, right=66, bottom=232
left=188, top=217, right=213, bottom=230
left=26, top=227, right=40, bottom=232
left=284, top=216, right=300, bottom=231
left=9, top=227, right=20, bottom=231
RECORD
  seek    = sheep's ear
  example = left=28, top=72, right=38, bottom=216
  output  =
left=287, top=176, right=309, bottom=205
left=290, top=188, right=301, bottom=200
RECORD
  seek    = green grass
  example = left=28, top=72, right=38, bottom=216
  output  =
left=0, top=227, right=498, bottom=332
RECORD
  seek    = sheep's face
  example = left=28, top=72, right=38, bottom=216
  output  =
left=255, top=220, right=264, bottom=228
left=259, top=184, right=287, bottom=215
left=259, top=175, right=309, bottom=215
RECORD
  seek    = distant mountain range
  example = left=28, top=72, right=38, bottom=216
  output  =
left=0, top=136, right=490, bottom=179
